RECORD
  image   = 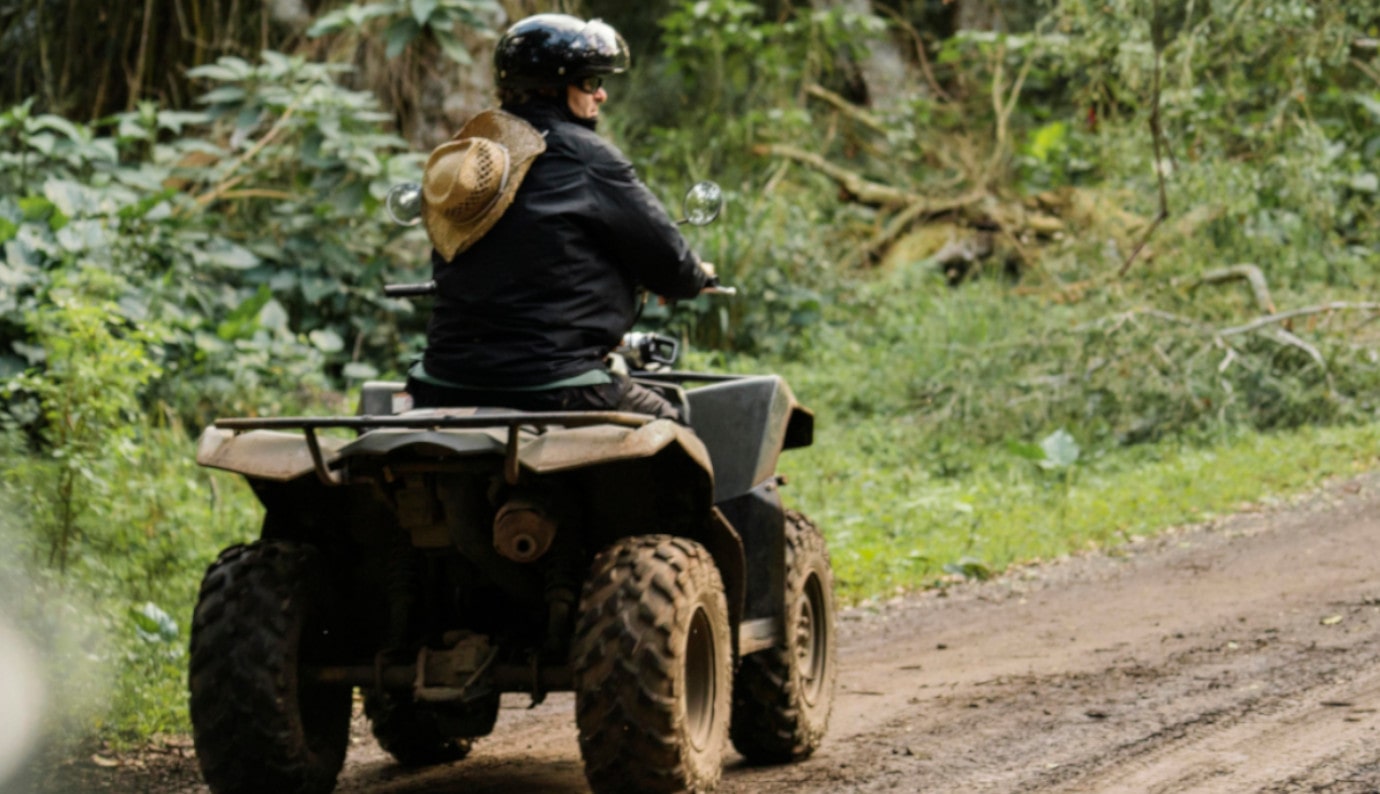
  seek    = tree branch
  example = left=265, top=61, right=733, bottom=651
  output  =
left=1189, top=264, right=1275, bottom=313
left=805, top=83, right=889, bottom=136
left=753, top=143, right=922, bottom=208
left=1216, top=302, right=1380, bottom=337
left=873, top=3, right=952, bottom=102
left=184, top=98, right=303, bottom=213
left=842, top=189, right=990, bottom=269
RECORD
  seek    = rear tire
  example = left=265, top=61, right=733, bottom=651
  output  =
left=731, top=510, right=837, bottom=762
left=189, top=541, right=352, bottom=794
left=364, top=690, right=475, bottom=767
left=572, top=535, right=732, bottom=794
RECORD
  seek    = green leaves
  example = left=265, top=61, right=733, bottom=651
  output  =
left=130, top=603, right=179, bottom=645
left=305, top=0, right=499, bottom=63
left=1009, top=429, right=1081, bottom=471
left=1040, top=429, right=1082, bottom=470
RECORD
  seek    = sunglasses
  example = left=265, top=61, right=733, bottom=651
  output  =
left=573, top=76, right=605, bottom=95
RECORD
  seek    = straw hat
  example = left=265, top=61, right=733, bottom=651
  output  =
left=422, top=110, right=547, bottom=260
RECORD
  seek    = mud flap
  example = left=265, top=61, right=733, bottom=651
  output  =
left=715, top=479, right=787, bottom=653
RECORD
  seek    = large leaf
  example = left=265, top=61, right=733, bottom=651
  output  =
left=309, top=329, right=346, bottom=353
left=130, top=603, right=179, bottom=644
left=198, top=86, right=247, bottom=106
left=258, top=299, right=289, bottom=332
left=187, top=57, right=254, bottom=82
left=1039, top=429, right=1081, bottom=470
left=411, top=0, right=438, bottom=24
left=56, top=219, right=108, bottom=253
left=201, top=240, right=261, bottom=270
left=43, top=179, right=95, bottom=217
left=385, top=17, right=422, bottom=58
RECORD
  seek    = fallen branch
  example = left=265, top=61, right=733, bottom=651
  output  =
left=1216, top=302, right=1380, bottom=337
left=183, top=96, right=304, bottom=214
left=753, top=143, right=921, bottom=208
left=805, top=84, right=888, bottom=136
left=842, top=189, right=989, bottom=268
left=1189, top=264, right=1276, bottom=314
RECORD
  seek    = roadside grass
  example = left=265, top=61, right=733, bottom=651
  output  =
left=781, top=419, right=1380, bottom=605
left=2, top=425, right=260, bottom=746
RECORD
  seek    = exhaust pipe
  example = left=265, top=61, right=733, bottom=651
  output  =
left=493, top=500, right=557, bottom=563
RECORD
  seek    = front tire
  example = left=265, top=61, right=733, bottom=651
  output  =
left=731, top=510, right=837, bottom=762
left=189, top=541, right=352, bottom=794
left=572, top=535, right=732, bottom=794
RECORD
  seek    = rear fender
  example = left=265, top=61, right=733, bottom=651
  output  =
left=196, top=427, right=349, bottom=482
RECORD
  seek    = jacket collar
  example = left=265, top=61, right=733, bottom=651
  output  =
left=504, top=98, right=599, bottom=132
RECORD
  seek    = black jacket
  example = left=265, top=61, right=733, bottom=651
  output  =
left=420, top=101, right=708, bottom=388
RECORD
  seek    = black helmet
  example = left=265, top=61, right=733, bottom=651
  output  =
left=494, top=14, right=630, bottom=90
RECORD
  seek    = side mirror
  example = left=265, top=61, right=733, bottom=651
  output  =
left=680, top=181, right=724, bottom=226
left=385, top=182, right=423, bottom=226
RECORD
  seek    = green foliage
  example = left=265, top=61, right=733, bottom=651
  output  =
left=1, top=51, right=429, bottom=424
left=4, top=268, right=163, bottom=570
left=2, top=419, right=261, bottom=742
left=610, top=0, right=887, bottom=354
left=307, top=0, right=504, bottom=63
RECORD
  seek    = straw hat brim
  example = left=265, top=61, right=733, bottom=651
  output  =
left=423, top=110, right=547, bottom=260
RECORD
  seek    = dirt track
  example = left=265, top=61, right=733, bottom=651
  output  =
left=32, top=471, right=1380, bottom=793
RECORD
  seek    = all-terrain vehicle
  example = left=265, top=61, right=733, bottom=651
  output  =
left=187, top=184, right=837, bottom=794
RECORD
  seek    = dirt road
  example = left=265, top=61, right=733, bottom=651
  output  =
left=35, top=472, right=1380, bottom=793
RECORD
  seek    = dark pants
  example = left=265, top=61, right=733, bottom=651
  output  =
left=405, top=373, right=683, bottom=423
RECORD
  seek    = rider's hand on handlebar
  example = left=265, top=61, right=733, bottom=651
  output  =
left=698, top=261, right=717, bottom=293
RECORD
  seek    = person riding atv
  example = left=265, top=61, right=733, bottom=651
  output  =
left=405, top=12, right=715, bottom=422
left=187, top=14, right=836, bottom=794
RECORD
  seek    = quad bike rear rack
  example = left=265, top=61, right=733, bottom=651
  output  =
left=214, top=411, right=657, bottom=487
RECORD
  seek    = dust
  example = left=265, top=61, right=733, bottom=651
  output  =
left=0, top=509, right=113, bottom=793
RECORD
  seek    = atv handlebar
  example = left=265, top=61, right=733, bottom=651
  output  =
left=384, top=281, right=438, bottom=298
left=383, top=280, right=736, bottom=298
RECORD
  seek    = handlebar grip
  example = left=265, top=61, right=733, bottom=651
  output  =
left=701, top=276, right=737, bottom=296
left=384, top=281, right=437, bottom=298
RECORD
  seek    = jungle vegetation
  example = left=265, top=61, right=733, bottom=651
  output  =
left=0, top=0, right=1377, bottom=751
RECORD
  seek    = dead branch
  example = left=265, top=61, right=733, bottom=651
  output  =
left=1270, top=327, right=1327, bottom=372
left=1216, top=302, right=1380, bottom=337
left=986, top=42, right=1034, bottom=182
left=805, top=84, right=888, bottom=136
left=753, top=143, right=922, bottom=208
left=842, top=189, right=990, bottom=269
left=1189, top=264, right=1276, bottom=314
left=183, top=97, right=303, bottom=214
left=217, top=189, right=298, bottom=202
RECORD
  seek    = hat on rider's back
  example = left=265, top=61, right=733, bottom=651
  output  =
left=422, top=110, right=547, bottom=260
